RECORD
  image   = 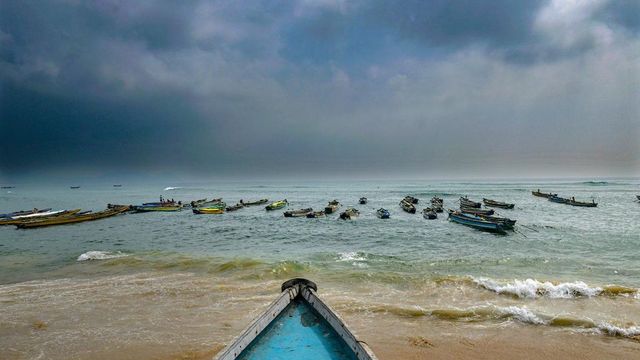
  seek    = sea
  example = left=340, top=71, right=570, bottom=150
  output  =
left=1, top=179, right=639, bottom=359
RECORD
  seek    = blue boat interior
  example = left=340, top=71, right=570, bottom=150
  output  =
left=237, top=298, right=359, bottom=360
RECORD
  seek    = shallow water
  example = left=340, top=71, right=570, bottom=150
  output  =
left=1, top=179, right=639, bottom=358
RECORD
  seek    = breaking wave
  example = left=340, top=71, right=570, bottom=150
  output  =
left=77, top=251, right=129, bottom=261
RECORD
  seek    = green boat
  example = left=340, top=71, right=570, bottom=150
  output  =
left=265, top=199, right=288, bottom=211
left=214, top=278, right=377, bottom=360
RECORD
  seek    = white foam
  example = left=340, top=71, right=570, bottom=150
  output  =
left=337, top=252, right=367, bottom=262
left=77, top=251, right=128, bottom=262
left=597, top=322, right=640, bottom=337
left=473, top=277, right=602, bottom=299
left=495, top=305, right=547, bottom=325
left=163, top=186, right=181, bottom=191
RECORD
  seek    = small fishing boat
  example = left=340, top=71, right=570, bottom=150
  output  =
left=306, top=211, right=325, bottom=218
left=637, top=195, right=640, bottom=201
left=113, top=184, right=122, bottom=187
left=266, top=200, right=288, bottom=211
left=214, top=278, right=377, bottom=360
left=448, top=211, right=506, bottom=234
left=476, top=214, right=517, bottom=229
left=198, top=199, right=226, bottom=209
left=482, top=198, right=515, bottom=209
left=187, top=198, right=208, bottom=208
left=359, top=197, right=367, bottom=205
left=376, top=208, right=390, bottom=219
left=240, top=199, right=269, bottom=206
left=532, top=189, right=557, bottom=198
left=404, top=196, right=418, bottom=204
left=548, top=195, right=569, bottom=204
left=430, top=197, right=444, bottom=213
left=0, top=208, right=52, bottom=219
left=460, top=207, right=495, bottom=216
left=17, top=206, right=129, bottom=229
left=11, top=209, right=67, bottom=219
left=459, top=197, right=481, bottom=208
left=284, top=208, right=313, bottom=217
left=1, top=186, right=15, bottom=189
left=324, top=200, right=340, bottom=214
left=0, top=209, right=81, bottom=226
left=70, top=186, right=80, bottom=189
left=226, top=203, right=245, bottom=212
left=400, top=200, right=416, bottom=214
left=422, top=208, right=437, bottom=220
left=566, top=197, right=598, bottom=207
left=133, top=204, right=182, bottom=212
left=339, top=208, right=359, bottom=220
left=193, top=207, right=224, bottom=214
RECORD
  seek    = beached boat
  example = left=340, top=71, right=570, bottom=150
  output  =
left=400, top=200, right=416, bottom=214
left=240, top=199, right=268, bottom=206
left=459, top=197, right=481, bottom=208
left=404, top=196, right=418, bottom=204
left=306, top=211, right=325, bottom=218
left=266, top=200, right=288, bottom=211
left=226, top=203, right=245, bottom=212
left=376, top=208, right=390, bottom=219
left=17, top=206, right=129, bottom=229
left=548, top=196, right=569, bottom=204
left=0, top=209, right=81, bottom=226
left=284, top=208, right=313, bottom=217
left=566, top=197, right=598, bottom=207
left=193, top=207, right=224, bottom=214
left=339, top=208, right=359, bottom=220
left=0, top=208, right=52, bottom=219
left=460, top=206, right=495, bottom=216
left=482, top=198, right=515, bottom=209
left=448, top=211, right=506, bottom=234
left=324, top=200, right=340, bottom=214
left=359, top=197, right=367, bottom=205
left=422, top=208, right=437, bottom=219
left=532, top=189, right=557, bottom=198
left=214, top=278, right=377, bottom=360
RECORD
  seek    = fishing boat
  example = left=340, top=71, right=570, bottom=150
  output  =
left=113, top=184, right=122, bottom=187
left=376, top=208, right=390, bottom=219
left=133, top=204, right=182, bottom=212
left=193, top=207, right=224, bottom=214
left=17, top=206, right=129, bottom=229
left=532, top=189, right=557, bottom=198
left=339, top=208, right=359, bottom=220
left=460, top=207, right=495, bottom=216
left=459, top=197, right=481, bottom=208
left=1, top=186, right=15, bottom=189
left=359, top=197, right=367, bottom=205
left=324, top=200, right=340, bottom=214
left=637, top=195, right=640, bottom=201
left=0, top=209, right=81, bottom=226
left=306, top=211, right=325, bottom=218
left=70, top=186, right=80, bottom=189
left=266, top=200, right=288, bottom=211
left=482, top=198, right=515, bottom=209
left=11, top=209, right=68, bottom=219
left=476, top=214, right=517, bottom=229
left=186, top=198, right=208, bottom=208
left=448, top=210, right=506, bottom=234
left=400, top=200, right=416, bottom=214
left=422, top=208, right=437, bottom=220
left=198, top=199, right=226, bottom=209
left=226, top=203, right=245, bottom=212
left=240, top=199, right=269, bottom=206
left=213, top=278, right=377, bottom=360
left=403, top=196, right=418, bottom=204
left=430, top=197, right=444, bottom=213
left=566, top=197, right=598, bottom=207
left=0, top=208, right=52, bottom=219
left=284, top=208, right=313, bottom=217
left=548, top=195, right=569, bottom=204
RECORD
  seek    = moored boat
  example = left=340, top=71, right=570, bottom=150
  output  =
left=548, top=195, right=569, bottom=204
left=359, top=197, right=367, bottom=205
left=422, top=208, right=437, bottom=219
left=113, top=184, right=122, bottom=187
left=0, top=208, right=52, bottom=219
left=403, top=196, right=418, bottom=204
left=266, top=200, right=288, bottom=211
left=16, top=206, right=129, bottom=229
left=459, top=197, right=481, bottom=208
left=339, top=208, right=359, bottom=220
left=0, top=209, right=82, bottom=226
left=193, top=207, right=224, bottom=214
left=376, top=208, right=390, bottom=219
left=213, top=278, right=377, bottom=360
left=431, top=197, right=444, bottom=212
left=10, top=209, right=67, bottom=219
left=476, top=214, right=517, bottom=229
left=460, top=206, right=495, bottom=216
left=70, top=186, right=80, bottom=189
left=226, top=203, right=245, bottom=212
left=448, top=210, right=506, bottom=234
left=532, top=189, right=557, bottom=198
left=482, top=198, right=515, bottom=209
left=284, top=208, right=313, bottom=217
left=566, top=197, right=598, bottom=207
left=400, top=200, right=416, bottom=214
left=324, top=200, right=340, bottom=214
left=240, top=199, right=269, bottom=206
left=133, top=204, right=182, bottom=212
left=306, top=211, right=325, bottom=218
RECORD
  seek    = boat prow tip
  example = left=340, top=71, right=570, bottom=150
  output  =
left=281, top=278, right=317, bottom=292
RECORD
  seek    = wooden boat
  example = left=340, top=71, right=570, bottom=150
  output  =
left=214, top=278, right=377, bottom=360
left=566, top=197, right=597, bottom=207
left=198, top=199, right=226, bottom=209
left=70, top=186, right=80, bottom=189
left=400, top=200, right=416, bottom=214
left=460, top=207, right=495, bottom=216
left=359, top=197, right=367, bottom=205
left=339, top=208, right=359, bottom=220
left=306, top=211, right=325, bottom=218
left=459, top=197, right=481, bottom=208
left=324, top=200, right=340, bottom=214
left=11, top=209, right=67, bottom=219
left=284, top=208, right=313, bottom=217
left=240, top=199, right=268, bottom=206
left=1, top=208, right=52, bottom=219
left=376, top=208, right=390, bottom=219
left=1, top=186, right=15, bottom=189
left=226, top=203, right=245, bottom=212
left=548, top=195, right=568, bottom=204
left=133, top=204, right=182, bottom=212
left=430, top=197, right=444, bottom=213
left=482, top=198, right=515, bottom=209
left=532, top=189, right=557, bottom=198
left=448, top=211, right=506, bottom=234
left=476, top=214, right=517, bottom=229
left=266, top=200, right=288, bottom=211
left=404, top=196, right=418, bottom=204
left=0, top=209, right=81, bottom=226
left=193, top=207, right=224, bottom=214
left=113, top=184, right=122, bottom=187
left=186, top=198, right=208, bottom=208
left=422, top=208, right=437, bottom=220
left=17, top=206, right=129, bottom=229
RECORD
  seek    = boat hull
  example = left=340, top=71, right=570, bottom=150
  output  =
left=449, top=212, right=506, bottom=234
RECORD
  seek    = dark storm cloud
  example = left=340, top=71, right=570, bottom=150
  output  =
left=1, top=0, right=638, bottom=180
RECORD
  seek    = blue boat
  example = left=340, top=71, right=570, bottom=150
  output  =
left=548, top=195, right=569, bottom=204
left=448, top=210, right=506, bottom=234
left=376, top=208, right=390, bottom=219
left=215, top=279, right=377, bottom=360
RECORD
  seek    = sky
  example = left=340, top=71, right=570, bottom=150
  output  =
left=1, top=0, right=639, bottom=181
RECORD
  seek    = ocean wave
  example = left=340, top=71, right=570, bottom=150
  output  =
left=77, top=251, right=129, bottom=261
left=336, top=252, right=367, bottom=262
left=163, top=186, right=182, bottom=191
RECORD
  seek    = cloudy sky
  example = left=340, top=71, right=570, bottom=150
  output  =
left=1, top=0, right=638, bottom=180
